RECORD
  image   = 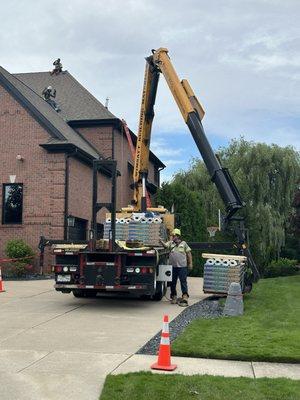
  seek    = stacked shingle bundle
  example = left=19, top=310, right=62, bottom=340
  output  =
left=104, top=213, right=167, bottom=246
left=203, top=258, right=246, bottom=294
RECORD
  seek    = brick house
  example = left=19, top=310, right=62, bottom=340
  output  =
left=0, top=66, right=164, bottom=271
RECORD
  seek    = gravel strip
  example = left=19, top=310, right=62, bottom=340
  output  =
left=137, top=298, right=223, bottom=355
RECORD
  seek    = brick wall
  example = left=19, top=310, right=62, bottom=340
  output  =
left=68, top=157, right=111, bottom=228
left=0, top=83, right=161, bottom=273
left=0, top=84, right=66, bottom=270
left=78, top=125, right=159, bottom=209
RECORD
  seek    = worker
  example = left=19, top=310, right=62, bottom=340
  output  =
left=42, top=86, right=60, bottom=112
left=160, top=228, right=193, bottom=306
left=50, top=58, right=63, bottom=75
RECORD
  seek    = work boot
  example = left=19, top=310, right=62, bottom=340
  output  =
left=170, top=295, right=177, bottom=304
left=178, top=294, right=189, bottom=307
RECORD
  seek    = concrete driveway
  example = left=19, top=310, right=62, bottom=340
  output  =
left=0, top=277, right=207, bottom=400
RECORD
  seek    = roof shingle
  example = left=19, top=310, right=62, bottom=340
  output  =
left=0, top=66, right=99, bottom=159
left=14, top=71, right=116, bottom=122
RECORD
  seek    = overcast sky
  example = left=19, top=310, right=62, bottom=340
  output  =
left=1, top=0, right=299, bottom=181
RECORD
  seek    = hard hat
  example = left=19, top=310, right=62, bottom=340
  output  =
left=172, top=228, right=181, bottom=236
left=47, top=86, right=52, bottom=90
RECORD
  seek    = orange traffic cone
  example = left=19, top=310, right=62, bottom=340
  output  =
left=0, top=267, right=5, bottom=293
left=151, top=315, right=177, bottom=371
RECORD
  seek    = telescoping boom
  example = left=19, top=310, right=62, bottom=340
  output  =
left=132, top=48, right=244, bottom=223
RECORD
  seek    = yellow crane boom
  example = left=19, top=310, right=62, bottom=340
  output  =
left=133, top=48, right=243, bottom=222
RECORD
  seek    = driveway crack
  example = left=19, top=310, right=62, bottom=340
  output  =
left=109, top=353, right=134, bottom=374
left=17, top=351, right=53, bottom=373
left=0, top=304, right=86, bottom=345
left=251, top=362, right=256, bottom=378
left=31, top=304, right=86, bottom=329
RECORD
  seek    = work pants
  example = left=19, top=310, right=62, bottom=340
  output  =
left=170, top=267, right=188, bottom=297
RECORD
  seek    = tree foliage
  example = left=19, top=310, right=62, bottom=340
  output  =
left=157, top=138, right=300, bottom=267
left=156, top=181, right=206, bottom=242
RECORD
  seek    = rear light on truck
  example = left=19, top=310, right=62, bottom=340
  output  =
left=55, top=265, right=63, bottom=273
left=126, top=267, right=154, bottom=274
left=141, top=267, right=154, bottom=274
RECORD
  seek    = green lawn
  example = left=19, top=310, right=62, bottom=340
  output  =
left=100, top=373, right=300, bottom=400
left=172, top=276, right=300, bottom=362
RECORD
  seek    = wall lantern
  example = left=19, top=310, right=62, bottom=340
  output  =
left=67, top=215, right=75, bottom=227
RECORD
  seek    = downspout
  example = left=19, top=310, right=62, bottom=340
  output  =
left=158, top=166, right=165, bottom=188
left=111, top=127, right=116, bottom=250
left=64, top=149, right=77, bottom=240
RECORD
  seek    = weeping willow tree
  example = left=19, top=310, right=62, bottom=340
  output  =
left=157, top=138, right=300, bottom=266
left=156, top=181, right=206, bottom=242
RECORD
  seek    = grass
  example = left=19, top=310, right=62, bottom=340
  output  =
left=99, top=373, right=300, bottom=400
left=172, top=276, right=300, bottom=363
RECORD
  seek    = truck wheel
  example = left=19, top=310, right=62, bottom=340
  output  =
left=244, top=283, right=253, bottom=293
left=72, top=289, right=85, bottom=298
left=152, top=282, right=167, bottom=301
left=73, top=290, right=98, bottom=298
left=84, top=290, right=98, bottom=298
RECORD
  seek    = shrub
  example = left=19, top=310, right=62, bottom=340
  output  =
left=5, top=239, right=34, bottom=259
left=263, top=258, right=299, bottom=278
left=4, top=239, right=34, bottom=277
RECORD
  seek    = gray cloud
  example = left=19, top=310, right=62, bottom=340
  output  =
left=1, top=0, right=299, bottom=156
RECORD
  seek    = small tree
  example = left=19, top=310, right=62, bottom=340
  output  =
left=5, top=239, right=34, bottom=276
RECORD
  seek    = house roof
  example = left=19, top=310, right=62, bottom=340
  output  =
left=13, top=71, right=116, bottom=122
left=0, top=66, right=100, bottom=159
left=14, top=70, right=165, bottom=169
left=0, top=66, right=165, bottom=169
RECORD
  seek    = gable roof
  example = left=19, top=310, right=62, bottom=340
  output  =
left=0, top=66, right=165, bottom=169
left=14, top=71, right=116, bottom=122
left=13, top=70, right=165, bottom=168
left=0, top=66, right=100, bottom=160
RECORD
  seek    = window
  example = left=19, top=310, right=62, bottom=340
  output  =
left=2, top=184, right=23, bottom=224
left=68, top=217, right=87, bottom=240
left=96, top=223, right=104, bottom=240
left=154, top=167, right=160, bottom=186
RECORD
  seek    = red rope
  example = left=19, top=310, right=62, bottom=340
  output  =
left=0, top=255, right=35, bottom=263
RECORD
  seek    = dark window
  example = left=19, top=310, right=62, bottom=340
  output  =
left=154, top=168, right=160, bottom=186
left=68, top=217, right=87, bottom=240
left=2, top=184, right=23, bottom=224
left=96, top=223, right=104, bottom=240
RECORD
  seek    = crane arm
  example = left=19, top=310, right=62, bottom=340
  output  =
left=153, top=48, right=244, bottom=222
left=133, top=47, right=244, bottom=222
left=132, top=56, right=160, bottom=211
left=132, top=48, right=258, bottom=281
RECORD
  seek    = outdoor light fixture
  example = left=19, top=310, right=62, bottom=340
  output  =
left=67, top=215, right=75, bottom=227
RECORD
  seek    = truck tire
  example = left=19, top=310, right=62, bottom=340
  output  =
left=73, top=289, right=98, bottom=298
left=244, top=283, right=253, bottom=293
left=72, top=289, right=85, bottom=298
left=84, top=290, right=98, bottom=298
left=152, top=282, right=167, bottom=301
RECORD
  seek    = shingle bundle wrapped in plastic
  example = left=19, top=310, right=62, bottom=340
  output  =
left=203, top=257, right=245, bottom=294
